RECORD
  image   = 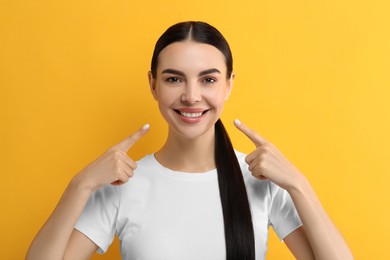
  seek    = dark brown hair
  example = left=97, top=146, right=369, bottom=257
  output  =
left=150, top=21, right=255, bottom=260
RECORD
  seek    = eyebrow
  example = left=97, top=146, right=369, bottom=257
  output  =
left=161, top=68, right=221, bottom=77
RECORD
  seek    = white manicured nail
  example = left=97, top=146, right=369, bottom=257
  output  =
left=142, top=123, right=150, bottom=130
left=234, top=119, right=241, bottom=125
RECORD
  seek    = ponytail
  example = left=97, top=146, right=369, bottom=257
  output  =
left=215, top=119, right=255, bottom=260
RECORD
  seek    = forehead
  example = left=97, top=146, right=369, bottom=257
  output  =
left=157, top=41, right=227, bottom=74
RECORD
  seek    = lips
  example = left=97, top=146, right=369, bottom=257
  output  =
left=173, top=108, right=210, bottom=123
left=179, top=111, right=203, bottom=118
left=174, top=108, right=209, bottom=116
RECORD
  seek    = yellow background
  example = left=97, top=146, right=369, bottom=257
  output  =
left=1, top=0, right=389, bottom=259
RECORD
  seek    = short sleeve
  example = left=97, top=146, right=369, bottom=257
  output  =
left=269, top=186, right=303, bottom=241
left=74, top=185, right=119, bottom=254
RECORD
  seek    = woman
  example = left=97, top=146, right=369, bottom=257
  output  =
left=26, top=21, right=353, bottom=260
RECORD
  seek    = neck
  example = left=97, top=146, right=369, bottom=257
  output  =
left=155, top=126, right=216, bottom=173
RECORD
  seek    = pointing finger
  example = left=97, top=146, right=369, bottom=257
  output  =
left=234, top=119, right=268, bottom=147
left=113, top=123, right=150, bottom=152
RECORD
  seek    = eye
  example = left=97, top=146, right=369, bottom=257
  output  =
left=202, top=77, right=217, bottom=84
left=166, top=77, right=182, bottom=83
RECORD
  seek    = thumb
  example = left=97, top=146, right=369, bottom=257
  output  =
left=234, top=119, right=268, bottom=147
left=113, top=123, right=150, bottom=152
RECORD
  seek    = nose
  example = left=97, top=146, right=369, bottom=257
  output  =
left=181, top=83, right=201, bottom=104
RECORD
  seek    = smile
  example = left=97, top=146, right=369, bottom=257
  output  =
left=174, top=109, right=209, bottom=117
left=180, top=111, right=203, bottom=118
left=173, top=108, right=210, bottom=123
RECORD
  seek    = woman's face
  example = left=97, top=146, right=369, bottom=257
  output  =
left=149, top=41, right=234, bottom=140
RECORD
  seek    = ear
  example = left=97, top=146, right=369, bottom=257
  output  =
left=225, top=72, right=235, bottom=101
left=148, top=71, right=158, bottom=100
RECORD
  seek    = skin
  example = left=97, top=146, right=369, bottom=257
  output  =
left=26, top=40, right=353, bottom=260
left=148, top=41, right=233, bottom=172
left=26, top=125, right=149, bottom=260
left=234, top=120, right=353, bottom=259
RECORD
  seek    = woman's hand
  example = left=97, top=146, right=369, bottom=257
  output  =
left=73, top=124, right=150, bottom=192
left=235, top=119, right=354, bottom=259
left=26, top=124, right=151, bottom=260
left=234, top=119, right=304, bottom=191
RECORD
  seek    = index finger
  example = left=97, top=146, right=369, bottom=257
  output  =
left=113, top=123, right=150, bottom=152
left=234, top=119, right=268, bottom=147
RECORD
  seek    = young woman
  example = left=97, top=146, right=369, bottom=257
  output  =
left=26, top=21, right=353, bottom=260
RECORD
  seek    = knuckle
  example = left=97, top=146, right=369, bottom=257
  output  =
left=260, top=144, right=271, bottom=152
left=257, top=162, right=266, bottom=170
left=258, top=153, right=266, bottom=161
left=267, top=143, right=275, bottom=150
left=265, top=142, right=275, bottom=150
left=255, top=148, right=263, bottom=155
left=261, top=144, right=270, bottom=150
left=107, top=149, right=118, bottom=158
left=128, top=134, right=137, bottom=144
left=114, top=162, right=122, bottom=172
left=259, top=150, right=271, bottom=159
left=113, top=151, right=122, bottom=159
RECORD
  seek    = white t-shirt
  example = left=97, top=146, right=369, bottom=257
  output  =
left=75, top=151, right=302, bottom=260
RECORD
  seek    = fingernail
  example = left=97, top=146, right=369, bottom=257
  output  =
left=142, top=123, right=150, bottom=130
left=234, top=119, right=241, bottom=125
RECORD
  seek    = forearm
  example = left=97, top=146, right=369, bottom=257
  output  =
left=26, top=177, right=91, bottom=260
left=288, top=177, right=353, bottom=260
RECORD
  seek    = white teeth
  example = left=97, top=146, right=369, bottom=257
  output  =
left=180, top=111, right=203, bottom=118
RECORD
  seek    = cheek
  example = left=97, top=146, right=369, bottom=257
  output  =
left=156, top=88, right=180, bottom=122
left=157, top=97, right=173, bottom=124
left=156, top=87, right=178, bottom=106
left=205, top=88, right=228, bottom=108
left=157, top=97, right=173, bottom=117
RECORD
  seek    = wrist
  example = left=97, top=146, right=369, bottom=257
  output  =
left=69, top=172, right=95, bottom=195
left=286, top=171, right=311, bottom=196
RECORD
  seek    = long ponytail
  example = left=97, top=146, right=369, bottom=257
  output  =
left=215, top=119, right=255, bottom=260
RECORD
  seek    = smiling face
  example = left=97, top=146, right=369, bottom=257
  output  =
left=149, top=41, right=234, bottom=140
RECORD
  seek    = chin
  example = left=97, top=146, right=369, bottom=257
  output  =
left=169, top=122, right=216, bottom=140
left=165, top=114, right=219, bottom=140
